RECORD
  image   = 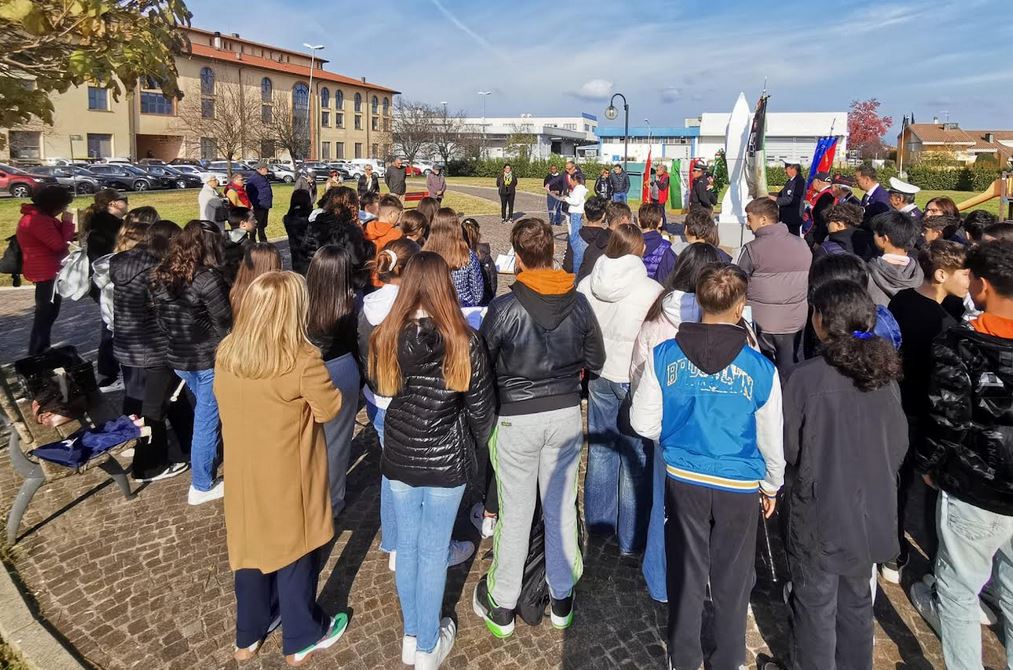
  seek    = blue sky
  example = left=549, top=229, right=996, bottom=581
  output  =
left=190, top=0, right=1012, bottom=138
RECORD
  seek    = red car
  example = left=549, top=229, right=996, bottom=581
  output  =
left=404, top=165, right=423, bottom=177
left=0, top=163, right=56, bottom=198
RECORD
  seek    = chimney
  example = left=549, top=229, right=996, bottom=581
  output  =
left=213, top=31, right=222, bottom=49
left=986, top=132, right=995, bottom=143
left=932, top=116, right=939, bottom=124
left=232, top=33, right=240, bottom=38
left=361, top=76, right=367, bottom=83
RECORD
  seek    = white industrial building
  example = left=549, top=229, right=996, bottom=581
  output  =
left=456, top=113, right=599, bottom=159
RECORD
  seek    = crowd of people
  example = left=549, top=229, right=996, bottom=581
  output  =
left=10, top=159, right=1013, bottom=668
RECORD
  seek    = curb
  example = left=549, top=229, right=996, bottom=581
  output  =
left=0, top=561, right=86, bottom=670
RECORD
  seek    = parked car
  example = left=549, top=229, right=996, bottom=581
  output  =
left=102, top=157, right=134, bottom=164
left=171, top=164, right=228, bottom=184
left=348, top=158, right=386, bottom=178
left=121, top=164, right=175, bottom=190
left=0, top=163, right=57, bottom=198
left=141, top=165, right=202, bottom=189
left=413, top=160, right=442, bottom=175
left=87, top=164, right=158, bottom=192
left=27, top=165, right=104, bottom=194
left=206, top=161, right=275, bottom=181
left=269, top=164, right=296, bottom=183
left=169, top=158, right=210, bottom=168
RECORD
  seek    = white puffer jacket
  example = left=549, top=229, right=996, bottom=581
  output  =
left=577, top=254, right=663, bottom=383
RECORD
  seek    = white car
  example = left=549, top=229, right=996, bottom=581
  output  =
left=172, top=164, right=228, bottom=183
left=271, top=165, right=296, bottom=183
left=348, top=158, right=385, bottom=178
left=413, top=160, right=439, bottom=175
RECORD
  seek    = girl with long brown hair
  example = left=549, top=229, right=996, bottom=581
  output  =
left=150, top=220, right=231, bottom=505
left=306, top=186, right=373, bottom=291
left=229, top=243, right=282, bottom=315
left=366, top=252, right=495, bottom=667
left=215, top=271, right=349, bottom=665
left=423, top=207, right=484, bottom=307
left=306, top=244, right=361, bottom=518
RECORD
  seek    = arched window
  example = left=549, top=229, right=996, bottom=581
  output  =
left=260, top=77, right=272, bottom=102
left=292, top=83, right=309, bottom=117
left=320, top=87, right=330, bottom=108
left=335, top=89, right=344, bottom=108
left=354, top=92, right=362, bottom=112
left=383, top=97, right=389, bottom=115
left=200, top=67, right=215, bottom=96
left=371, top=95, right=379, bottom=114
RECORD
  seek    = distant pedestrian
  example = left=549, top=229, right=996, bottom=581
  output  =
left=544, top=164, right=565, bottom=226
left=594, top=167, right=613, bottom=201
left=225, top=173, right=252, bottom=209
left=245, top=161, right=274, bottom=243
left=771, top=159, right=805, bottom=236
left=609, top=164, right=630, bottom=203
left=689, top=163, right=718, bottom=210
left=888, top=177, right=923, bottom=222
left=654, top=164, right=671, bottom=227
left=497, top=164, right=517, bottom=224
left=294, top=169, right=317, bottom=202
left=199, top=176, right=227, bottom=228
left=358, top=164, right=381, bottom=198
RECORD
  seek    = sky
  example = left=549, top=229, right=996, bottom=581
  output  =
left=189, top=0, right=1012, bottom=138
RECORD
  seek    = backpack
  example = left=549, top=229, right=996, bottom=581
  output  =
left=0, top=234, right=22, bottom=274
left=55, top=244, right=92, bottom=300
left=516, top=495, right=586, bottom=626
left=212, top=196, right=229, bottom=223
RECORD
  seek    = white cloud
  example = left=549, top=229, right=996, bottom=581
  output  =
left=659, top=87, right=680, bottom=103
left=571, top=79, right=613, bottom=101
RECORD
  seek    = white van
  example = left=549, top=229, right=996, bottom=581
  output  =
left=349, top=158, right=386, bottom=178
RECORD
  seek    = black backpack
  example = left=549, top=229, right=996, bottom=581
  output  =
left=0, top=234, right=23, bottom=286
left=516, top=496, right=586, bottom=626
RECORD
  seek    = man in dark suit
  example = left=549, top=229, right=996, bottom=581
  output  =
left=771, top=159, right=805, bottom=235
left=689, top=163, right=718, bottom=210
left=855, top=164, right=891, bottom=228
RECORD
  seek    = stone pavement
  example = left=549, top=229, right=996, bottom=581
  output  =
left=0, top=187, right=1007, bottom=669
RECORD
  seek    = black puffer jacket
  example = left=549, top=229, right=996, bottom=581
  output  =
left=150, top=267, right=232, bottom=371
left=304, top=212, right=375, bottom=290
left=918, top=323, right=1013, bottom=515
left=110, top=247, right=166, bottom=368
left=381, top=319, right=495, bottom=488
left=283, top=211, right=311, bottom=275
left=480, top=278, right=605, bottom=416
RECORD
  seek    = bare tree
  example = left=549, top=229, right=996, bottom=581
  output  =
left=174, top=79, right=263, bottom=174
left=392, top=98, right=434, bottom=166
left=259, top=92, right=309, bottom=163
left=430, top=107, right=467, bottom=165
left=505, top=123, right=537, bottom=161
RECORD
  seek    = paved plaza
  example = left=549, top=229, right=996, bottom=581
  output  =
left=0, top=188, right=1007, bottom=668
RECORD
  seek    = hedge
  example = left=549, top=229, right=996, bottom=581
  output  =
left=447, top=157, right=1004, bottom=193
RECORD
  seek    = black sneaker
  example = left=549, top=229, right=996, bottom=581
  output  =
left=472, top=575, right=515, bottom=638
left=550, top=593, right=574, bottom=629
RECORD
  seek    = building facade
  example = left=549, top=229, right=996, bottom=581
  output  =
left=455, top=113, right=599, bottom=160
left=897, top=121, right=1013, bottom=166
left=2, top=27, right=398, bottom=164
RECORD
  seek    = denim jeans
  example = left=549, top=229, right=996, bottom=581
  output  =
left=389, top=480, right=465, bottom=653
left=174, top=368, right=219, bottom=491
left=935, top=491, right=1013, bottom=670
left=568, top=212, right=588, bottom=277
left=612, top=192, right=628, bottom=203
left=585, top=375, right=652, bottom=553
left=546, top=195, right=562, bottom=226
left=322, top=353, right=360, bottom=516
left=642, top=444, right=668, bottom=601
left=367, top=401, right=396, bottom=553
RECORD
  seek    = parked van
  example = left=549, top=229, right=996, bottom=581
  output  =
left=348, top=158, right=385, bottom=178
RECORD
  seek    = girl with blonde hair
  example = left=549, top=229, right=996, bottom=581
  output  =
left=215, top=271, right=350, bottom=665
left=423, top=207, right=483, bottom=306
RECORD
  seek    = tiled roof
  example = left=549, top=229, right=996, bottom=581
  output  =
left=186, top=42, right=399, bottom=94
left=905, top=124, right=975, bottom=145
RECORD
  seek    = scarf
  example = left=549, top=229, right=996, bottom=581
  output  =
left=515, top=268, right=573, bottom=295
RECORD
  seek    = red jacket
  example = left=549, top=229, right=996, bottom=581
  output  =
left=16, top=204, right=75, bottom=282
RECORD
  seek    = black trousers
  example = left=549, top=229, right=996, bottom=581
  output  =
left=29, top=279, right=61, bottom=355
left=97, top=323, right=119, bottom=381
left=500, top=193, right=515, bottom=221
left=756, top=327, right=802, bottom=379
left=665, top=478, right=758, bottom=670
left=896, top=421, right=939, bottom=562
left=788, top=555, right=874, bottom=670
left=253, top=207, right=270, bottom=243
left=235, top=548, right=328, bottom=655
left=125, top=365, right=193, bottom=479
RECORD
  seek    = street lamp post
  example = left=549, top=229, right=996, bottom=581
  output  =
left=605, top=93, right=629, bottom=172
left=303, top=42, right=324, bottom=161
left=478, top=90, right=492, bottom=158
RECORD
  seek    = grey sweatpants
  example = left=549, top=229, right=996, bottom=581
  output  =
left=488, top=405, right=583, bottom=609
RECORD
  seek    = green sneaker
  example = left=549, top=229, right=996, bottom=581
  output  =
left=285, top=613, right=348, bottom=666
left=472, top=575, right=515, bottom=638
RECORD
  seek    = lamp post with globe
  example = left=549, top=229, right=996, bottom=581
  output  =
left=605, top=93, right=629, bottom=172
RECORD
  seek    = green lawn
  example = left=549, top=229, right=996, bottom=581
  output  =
left=0, top=178, right=498, bottom=246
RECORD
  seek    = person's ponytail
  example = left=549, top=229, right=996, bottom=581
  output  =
left=811, top=280, right=902, bottom=392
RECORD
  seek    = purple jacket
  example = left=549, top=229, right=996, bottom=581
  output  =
left=642, top=230, right=678, bottom=283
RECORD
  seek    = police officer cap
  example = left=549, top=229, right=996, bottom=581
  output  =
left=812, top=171, right=831, bottom=182
left=888, top=176, right=921, bottom=195
left=782, top=159, right=801, bottom=167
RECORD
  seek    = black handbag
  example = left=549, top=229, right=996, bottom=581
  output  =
left=0, top=234, right=22, bottom=274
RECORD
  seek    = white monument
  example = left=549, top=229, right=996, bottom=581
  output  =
left=717, top=93, right=753, bottom=249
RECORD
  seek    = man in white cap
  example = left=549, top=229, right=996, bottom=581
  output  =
left=888, top=176, right=923, bottom=222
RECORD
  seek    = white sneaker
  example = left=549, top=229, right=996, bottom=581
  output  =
left=99, top=377, right=125, bottom=393
left=388, top=551, right=397, bottom=572
left=137, top=462, right=190, bottom=483
left=469, top=503, right=496, bottom=539
left=447, top=540, right=475, bottom=567
left=401, top=635, right=416, bottom=665
left=187, top=479, right=224, bottom=506
left=414, top=617, right=455, bottom=670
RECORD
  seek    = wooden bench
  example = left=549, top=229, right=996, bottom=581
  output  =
left=403, top=191, right=428, bottom=207
left=1, top=348, right=136, bottom=546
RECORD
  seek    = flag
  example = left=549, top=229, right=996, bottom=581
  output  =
left=804, top=136, right=838, bottom=194
left=642, top=148, right=653, bottom=202
left=744, top=93, right=769, bottom=199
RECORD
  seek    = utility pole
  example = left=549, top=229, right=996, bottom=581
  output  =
left=478, top=90, right=492, bottom=158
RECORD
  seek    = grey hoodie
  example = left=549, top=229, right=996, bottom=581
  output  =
left=867, top=256, right=924, bottom=307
